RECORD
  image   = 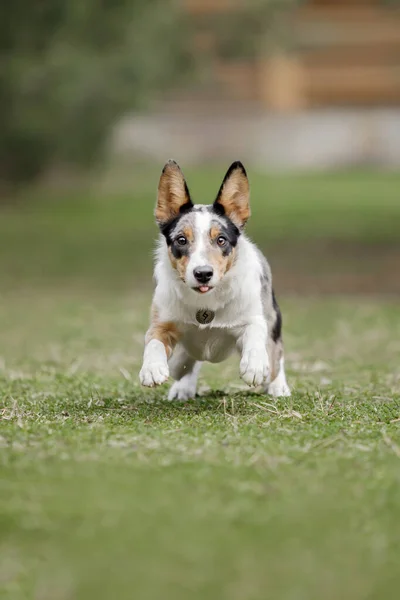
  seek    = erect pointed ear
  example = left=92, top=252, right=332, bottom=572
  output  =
left=155, top=160, right=193, bottom=225
left=213, top=161, right=250, bottom=228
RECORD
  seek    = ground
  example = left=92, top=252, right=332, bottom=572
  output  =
left=1, top=167, right=400, bottom=599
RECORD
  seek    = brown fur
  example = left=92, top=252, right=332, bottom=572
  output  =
left=215, top=166, right=250, bottom=228
left=155, top=161, right=191, bottom=224
left=182, top=225, right=194, bottom=242
left=208, top=225, right=236, bottom=278
left=207, top=246, right=236, bottom=279
left=145, top=305, right=180, bottom=358
left=268, top=339, right=283, bottom=382
left=209, top=226, right=220, bottom=241
left=168, top=249, right=189, bottom=281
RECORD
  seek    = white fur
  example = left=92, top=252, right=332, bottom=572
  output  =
left=168, top=361, right=202, bottom=401
left=266, top=357, right=291, bottom=397
left=154, top=231, right=265, bottom=326
left=185, top=212, right=213, bottom=288
left=139, top=339, right=169, bottom=387
left=140, top=208, right=290, bottom=397
left=238, top=316, right=270, bottom=386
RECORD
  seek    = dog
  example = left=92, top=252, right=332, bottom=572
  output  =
left=139, top=160, right=290, bottom=399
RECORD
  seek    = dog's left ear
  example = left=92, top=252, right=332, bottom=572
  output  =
left=213, top=161, right=250, bottom=228
left=155, top=160, right=193, bottom=225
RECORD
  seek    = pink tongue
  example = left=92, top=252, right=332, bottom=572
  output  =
left=199, top=285, right=209, bottom=293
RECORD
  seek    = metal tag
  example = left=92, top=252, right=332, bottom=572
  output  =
left=196, top=309, right=215, bottom=325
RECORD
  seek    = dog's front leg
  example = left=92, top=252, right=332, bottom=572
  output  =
left=139, top=308, right=179, bottom=387
left=237, top=316, right=270, bottom=387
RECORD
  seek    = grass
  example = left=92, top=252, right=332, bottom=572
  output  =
left=1, top=167, right=400, bottom=599
left=1, top=167, right=400, bottom=290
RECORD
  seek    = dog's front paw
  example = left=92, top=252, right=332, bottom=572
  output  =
left=139, top=362, right=169, bottom=387
left=240, top=349, right=269, bottom=387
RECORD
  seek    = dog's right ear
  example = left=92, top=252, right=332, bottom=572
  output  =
left=155, top=160, right=193, bottom=225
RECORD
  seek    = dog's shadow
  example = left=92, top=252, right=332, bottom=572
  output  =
left=92, top=388, right=284, bottom=419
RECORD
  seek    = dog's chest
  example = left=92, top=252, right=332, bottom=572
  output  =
left=179, top=324, right=237, bottom=363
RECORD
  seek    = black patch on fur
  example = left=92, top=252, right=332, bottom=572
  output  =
left=224, top=218, right=240, bottom=244
left=272, top=290, right=282, bottom=343
left=212, top=201, right=225, bottom=218
left=160, top=216, right=181, bottom=243
left=170, top=239, right=189, bottom=260
left=179, top=200, right=193, bottom=216
left=219, top=219, right=240, bottom=255
left=159, top=201, right=193, bottom=243
left=208, top=205, right=241, bottom=247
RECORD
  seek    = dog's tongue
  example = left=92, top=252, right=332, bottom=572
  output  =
left=199, top=285, right=210, bottom=293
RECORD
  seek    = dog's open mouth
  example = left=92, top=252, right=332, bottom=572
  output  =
left=194, top=285, right=213, bottom=294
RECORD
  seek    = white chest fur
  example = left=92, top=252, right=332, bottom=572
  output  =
left=152, top=236, right=266, bottom=363
left=179, top=323, right=237, bottom=363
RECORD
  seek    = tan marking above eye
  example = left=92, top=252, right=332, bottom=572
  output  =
left=182, top=226, right=194, bottom=242
left=209, top=226, right=222, bottom=241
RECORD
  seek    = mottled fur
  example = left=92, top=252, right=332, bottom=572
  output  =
left=139, top=160, right=290, bottom=399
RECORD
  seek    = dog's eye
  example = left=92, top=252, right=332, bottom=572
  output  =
left=176, top=236, right=187, bottom=246
left=217, top=236, right=227, bottom=247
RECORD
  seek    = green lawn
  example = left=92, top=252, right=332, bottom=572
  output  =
left=1, top=167, right=400, bottom=290
left=1, top=168, right=400, bottom=599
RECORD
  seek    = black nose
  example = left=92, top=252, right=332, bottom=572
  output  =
left=193, top=266, right=213, bottom=284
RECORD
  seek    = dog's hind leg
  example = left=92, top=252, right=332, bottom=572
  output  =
left=168, top=344, right=202, bottom=401
left=266, top=354, right=291, bottom=397
left=264, top=291, right=291, bottom=398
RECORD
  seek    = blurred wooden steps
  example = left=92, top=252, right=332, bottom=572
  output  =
left=181, top=0, right=400, bottom=110
left=293, top=3, right=400, bottom=107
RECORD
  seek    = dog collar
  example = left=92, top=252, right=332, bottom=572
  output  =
left=196, top=309, right=215, bottom=325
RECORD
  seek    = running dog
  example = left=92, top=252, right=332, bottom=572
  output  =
left=139, top=160, right=290, bottom=399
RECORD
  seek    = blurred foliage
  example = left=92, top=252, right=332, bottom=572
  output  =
left=196, top=0, right=301, bottom=60
left=0, top=0, right=193, bottom=185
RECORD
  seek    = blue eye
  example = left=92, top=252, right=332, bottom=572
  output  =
left=177, top=236, right=187, bottom=246
left=217, top=236, right=227, bottom=247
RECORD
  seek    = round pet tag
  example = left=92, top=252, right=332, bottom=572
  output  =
left=196, top=309, right=215, bottom=325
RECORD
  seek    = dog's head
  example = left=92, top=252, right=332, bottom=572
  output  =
left=155, top=160, right=250, bottom=294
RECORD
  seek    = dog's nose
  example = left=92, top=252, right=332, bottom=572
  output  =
left=193, top=266, right=213, bottom=284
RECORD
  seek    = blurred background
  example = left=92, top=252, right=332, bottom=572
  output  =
left=1, top=0, right=400, bottom=296
left=1, top=3, right=400, bottom=597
